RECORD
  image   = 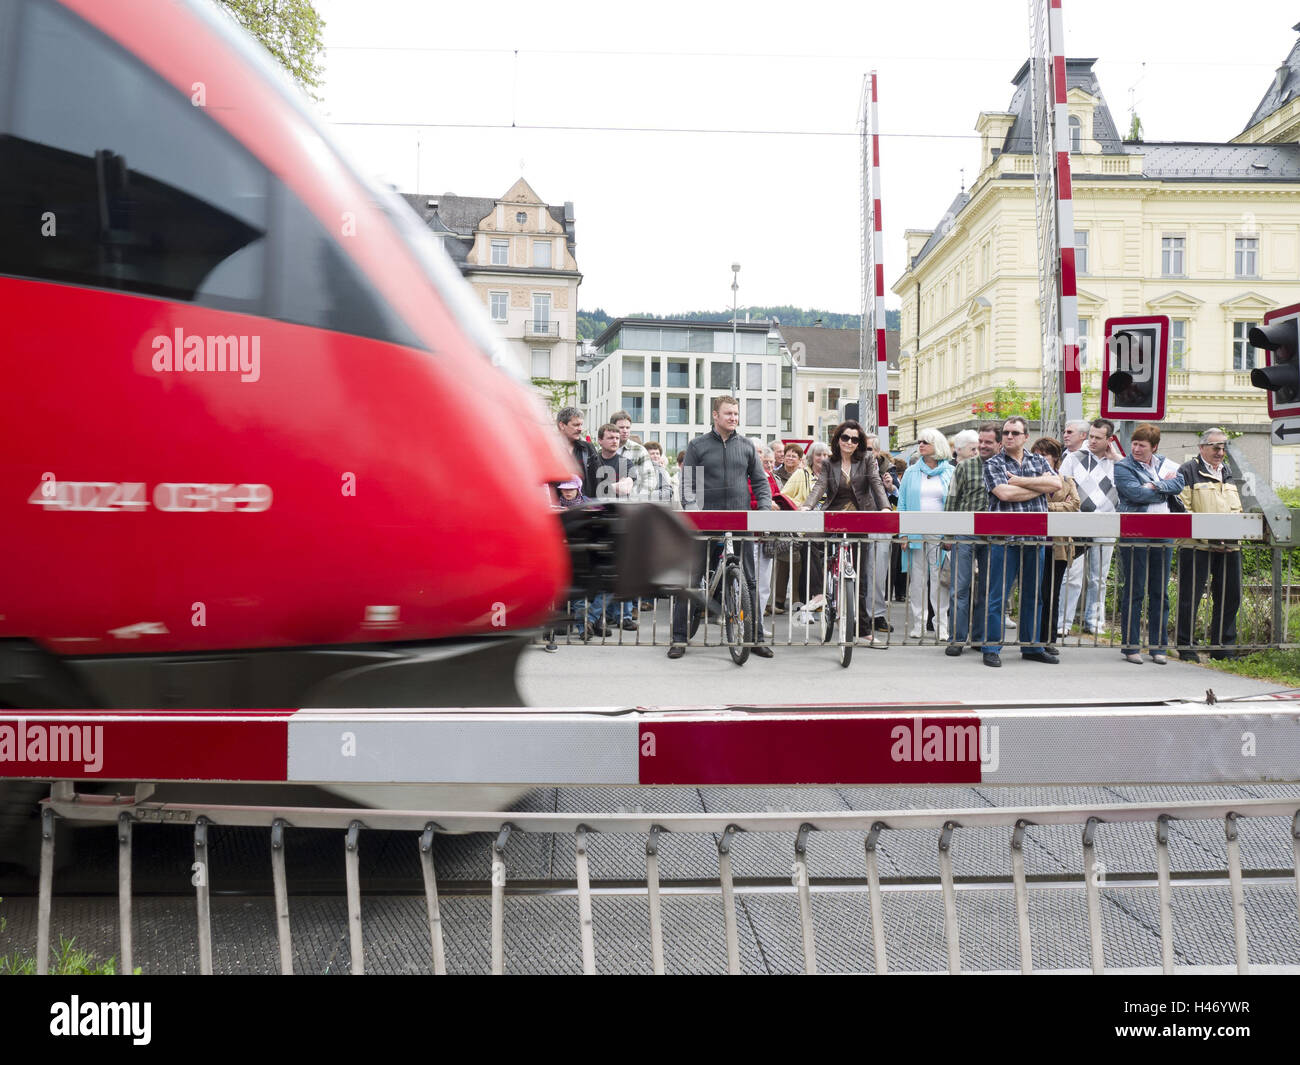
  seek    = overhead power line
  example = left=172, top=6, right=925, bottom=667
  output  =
left=330, top=119, right=983, bottom=140
left=324, top=43, right=1280, bottom=70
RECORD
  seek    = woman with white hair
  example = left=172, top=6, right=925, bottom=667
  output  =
left=898, top=427, right=955, bottom=640
left=952, top=429, right=979, bottom=462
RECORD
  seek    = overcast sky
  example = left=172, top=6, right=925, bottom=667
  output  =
left=314, top=0, right=1298, bottom=318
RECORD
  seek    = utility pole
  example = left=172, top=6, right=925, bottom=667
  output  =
left=731, top=263, right=740, bottom=395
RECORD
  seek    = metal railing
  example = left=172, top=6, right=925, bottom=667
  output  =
left=524, top=319, right=559, bottom=338
left=31, top=790, right=1300, bottom=974
left=547, top=529, right=1297, bottom=656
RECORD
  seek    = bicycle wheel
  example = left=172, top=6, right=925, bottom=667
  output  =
left=723, top=564, right=752, bottom=666
left=839, top=576, right=856, bottom=668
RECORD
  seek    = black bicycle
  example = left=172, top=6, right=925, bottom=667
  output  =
left=821, top=533, right=857, bottom=668
left=700, top=529, right=752, bottom=666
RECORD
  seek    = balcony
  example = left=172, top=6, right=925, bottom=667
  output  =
left=524, top=319, right=561, bottom=342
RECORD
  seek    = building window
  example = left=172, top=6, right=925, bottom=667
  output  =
left=695, top=394, right=704, bottom=424
left=766, top=399, right=776, bottom=425
left=1076, top=318, right=1089, bottom=370
left=746, top=398, right=762, bottom=425
left=1068, top=115, right=1081, bottom=153
left=1171, top=319, right=1187, bottom=371
left=579, top=380, right=588, bottom=404
left=650, top=358, right=661, bottom=386
left=531, top=349, right=550, bottom=378
left=1235, top=237, right=1258, bottom=279
left=532, top=293, right=550, bottom=331
left=980, top=243, right=991, bottom=283
left=1074, top=231, right=1088, bottom=275
left=491, top=239, right=509, bottom=266
left=666, top=359, right=689, bottom=387
left=807, top=390, right=815, bottom=404
left=650, top=395, right=660, bottom=423
left=711, top=362, right=734, bottom=389
left=533, top=240, right=552, bottom=268
left=515, top=211, right=527, bottom=224
left=746, top=363, right=762, bottom=391
left=780, top=398, right=792, bottom=430
left=622, top=358, right=644, bottom=386
left=1161, top=236, right=1184, bottom=277
left=888, top=389, right=900, bottom=409
left=824, top=387, right=841, bottom=410
left=666, top=395, right=689, bottom=424
left=621, top=394, right=644, bottom=423
left=667, top=432, right=688, bottom=457
left=781, top=365, right=792, bottom=390
left=489, top=291, right=508, bottom=321
left=1233, top=321, right=1259, bottom=371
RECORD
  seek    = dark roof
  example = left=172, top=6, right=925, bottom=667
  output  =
left=911, top=191, right=969, bottom=267
left=1003, top=58, right=1124, bottom=156
left=780, top=327, right=900, bottom=371
left=1125, top=141, right=1300, bottom=180
left=1244, top=24, right=1300, bottom=132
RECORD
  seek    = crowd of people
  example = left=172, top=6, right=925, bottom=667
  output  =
left=553, top=403, right=1245, bottom=665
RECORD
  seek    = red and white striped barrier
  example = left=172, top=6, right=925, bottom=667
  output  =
left=679, top=511, right=1263, bottom=539
left=3, top=699, right=1297, bottom=787
left=868, top=71, right=889, bottom=433
left=1049, top=0, right=1082, bottom=420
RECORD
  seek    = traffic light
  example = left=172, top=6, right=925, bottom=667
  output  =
left=1101, top=316, right=1167, bottom=421
left=1249, top=309, right=1300, bottom=419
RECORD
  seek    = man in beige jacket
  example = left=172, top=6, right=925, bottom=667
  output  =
left=1175, top=428, right=1243, bottom=662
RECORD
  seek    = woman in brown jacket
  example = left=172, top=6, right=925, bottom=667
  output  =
left=801, top=420, right=888, bottom=639
left=1032, top=436, right=1080, bottom=654
left=802, top=420, right=889, bottom=513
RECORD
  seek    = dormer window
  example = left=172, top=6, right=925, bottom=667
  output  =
left=1068, top=115, right=1082, bottom=153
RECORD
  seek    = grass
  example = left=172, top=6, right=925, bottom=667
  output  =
left=1202, top=649, right=1300, bottom=690
left=0, top=897, right=139, bottom=975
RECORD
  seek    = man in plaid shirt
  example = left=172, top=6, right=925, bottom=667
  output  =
left=943, top=422, right=1000, bottom=654
left=980, top=416, right=1062, bottom=667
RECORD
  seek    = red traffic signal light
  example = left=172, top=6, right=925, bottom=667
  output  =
left=1101, top=316, right=1168, bottom=422
left=1251, top=304, right=1300, bottom=420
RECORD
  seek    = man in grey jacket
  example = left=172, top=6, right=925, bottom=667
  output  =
left=670, top=396, right=773, bottom=659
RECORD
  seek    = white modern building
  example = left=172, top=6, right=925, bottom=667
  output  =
left=583, top=317, right=793, bottom=456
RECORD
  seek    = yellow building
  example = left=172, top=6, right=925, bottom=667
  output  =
left=892, top=52, right=1300, bottom=473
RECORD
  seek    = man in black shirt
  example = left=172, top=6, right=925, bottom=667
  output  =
left=556, top=406, right=597, bottom=498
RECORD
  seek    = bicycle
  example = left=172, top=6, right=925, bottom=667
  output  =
left=821, top=532, right=857, bottom=668
left=691, top=529, right=752, bottom=666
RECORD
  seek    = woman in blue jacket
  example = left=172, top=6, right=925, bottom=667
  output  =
left=1114, top=424, right=1185, bottom=664
left=898, top=428, right=955, bottom=641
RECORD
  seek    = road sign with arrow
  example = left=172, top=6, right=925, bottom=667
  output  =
left=1272, top=418, right=1300, bottom=443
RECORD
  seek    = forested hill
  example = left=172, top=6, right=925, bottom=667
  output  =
left=578, top=307, right=901, bottom=341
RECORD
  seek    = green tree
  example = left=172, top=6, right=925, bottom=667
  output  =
left=218, top=0, right=325, bottom=98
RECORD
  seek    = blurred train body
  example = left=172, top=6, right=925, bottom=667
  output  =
left=0, top=0, right=580, bottom=818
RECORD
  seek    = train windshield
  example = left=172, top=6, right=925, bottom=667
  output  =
left=182, top=0, right=524, bottom=381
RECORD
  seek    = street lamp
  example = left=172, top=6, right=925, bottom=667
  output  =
left=731, top=263, right=740, bottom=395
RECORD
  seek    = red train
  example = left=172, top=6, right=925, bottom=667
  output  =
left=1, top=0, right=587, bottom=715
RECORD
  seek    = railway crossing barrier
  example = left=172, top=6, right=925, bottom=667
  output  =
left=6, top=697, right=1300, bottom=974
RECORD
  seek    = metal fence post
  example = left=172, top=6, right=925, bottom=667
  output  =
left=36, top=805, right=55, bottom=976
left=117, top=813, right=133, bottom=976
